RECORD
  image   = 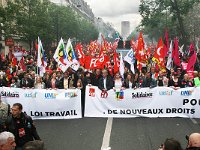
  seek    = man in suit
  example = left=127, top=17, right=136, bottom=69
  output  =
left=20, top=73, right=34, bottom=88
left=98, top=69, right=113, bottom=91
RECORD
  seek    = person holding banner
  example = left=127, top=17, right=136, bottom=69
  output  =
left=98, top=69, right=113, bottom=91
left=20, top=73, right=34, bottom=88
left=168, top=72, right=181, bottom=90
left=34, top=76, right=45, bottom=89
left=5, top=103, right=41, bottom=150
left=113, top=72, right=124, bottom=91
left=181, top=74, right=193, bottom=88
left=124, top=72, right=135, bottom=89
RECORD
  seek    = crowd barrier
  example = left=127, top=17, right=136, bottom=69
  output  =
left=1, top=86, right=200, bottom=119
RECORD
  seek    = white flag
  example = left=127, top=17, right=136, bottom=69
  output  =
left=119, top=53, right=124, bottom=78
left=53, top=38, right=71, bottom=72
left=65, top=38, right=80, bottom=71
left=124, top=49, right=135, bottom=74
left=37, top=37, right=47, bottom=76
left=166, top=41, right=173, bottom=70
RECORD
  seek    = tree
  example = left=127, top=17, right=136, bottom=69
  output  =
left=138, top=0, right=200, bottom=44
left=0, top=0, right=98, bottom=51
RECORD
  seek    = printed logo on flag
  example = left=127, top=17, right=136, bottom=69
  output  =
left=181, top=90, right=193, bottom=96
left=89, top=88, right=95, bottom=97
left=115, top=91, right=124, bottom=100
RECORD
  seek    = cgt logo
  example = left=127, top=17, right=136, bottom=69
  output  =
left=115, top=91, right=124, bottom=100
left=181, top=90, right=193, bottom=96
left=24, top=92, right=37, bottom=98
left=89, top=88, right=95, bottom=97
left=45, top=93, right=58, bottom=99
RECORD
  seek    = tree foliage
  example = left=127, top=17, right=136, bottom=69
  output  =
left=138, top=0, right=200, bottom=44
left=0, top=0, right=98, bottom=49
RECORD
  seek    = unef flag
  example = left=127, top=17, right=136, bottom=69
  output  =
left=66, top=39, right=80, bottom=71
left=53, top=38, right=70, bottom=72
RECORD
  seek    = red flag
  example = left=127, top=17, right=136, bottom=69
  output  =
left=1, top=53, right=5, bottom=61
left=18, top=56, right=26, bottom=71
left=189, top=43, right=195, bottom=54
left=152, top=37, right=165, bottom=69
left=11, top=57, right=17, bottom=67
left=75, top=43, right=85, bottom=66
left=35, top=40, right=38, bottom=51
left=104, top=56, right=113, bottom=75
left=172, top=38, right=181, bottom=66
left=136, top=32, right=145, bottom=61
left=112, top=38, right=120, bottom=51
left=113, top=52, right=120, bottom=74
left=187, top=51, right=197, bottom=71
left=84, top=55, right=105, bottom=70
left=130, top=37, right=136, bottom=50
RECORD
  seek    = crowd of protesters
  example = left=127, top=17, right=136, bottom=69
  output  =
left=0, top=43, right=200, bottom=149
left=0, top=47, right=200, bottom=91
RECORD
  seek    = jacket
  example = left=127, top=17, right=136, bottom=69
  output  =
left=98, top=76, right=114, bottom=91
left=6, top=112, right=41, bottom=147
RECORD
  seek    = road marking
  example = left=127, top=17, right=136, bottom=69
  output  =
left=190, top=118, right=198, bottom=124
left=101, top=117, right=113, bottom=150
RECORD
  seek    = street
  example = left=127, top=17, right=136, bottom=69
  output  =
left=35, top=117, right=200, bottom=150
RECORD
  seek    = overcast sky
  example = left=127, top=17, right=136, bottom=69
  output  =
left=84, top=0, right=142, bottom=34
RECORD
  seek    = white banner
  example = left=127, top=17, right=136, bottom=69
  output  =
left=1, top=87, right=82, bottom=119
left=85, top=86, right=200, bottom=118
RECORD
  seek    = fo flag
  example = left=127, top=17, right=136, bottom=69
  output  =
left=53, top=38, right=70, bottom=72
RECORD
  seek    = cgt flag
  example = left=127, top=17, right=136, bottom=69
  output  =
left=152, top=37, right=165, bottom=70
left=53, top=38, right=71, bottom=72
